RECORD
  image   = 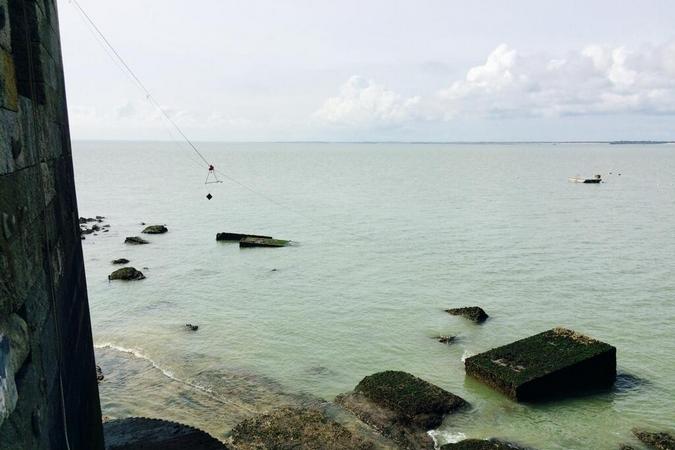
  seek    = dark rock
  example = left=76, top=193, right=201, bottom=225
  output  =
left=632, top=429, right=675, bottom=450
left=79, top=217, right=97, bottom=224
left=216, top=232, right=272, bottom=241
left=142, top=225, right=168, bottom=234
left=239, top=237, right=289, bottom=248
left=112, top=258, right=130, bottom=265
left=80, top=228, right=95, bottom=235
left=125, top=236, right=149, bottom=245
left=446, top=307, right=489, bottom=324
left=91, top=224, right=101, bottom=231
left=102, top=224, right=111, bottom=228
left=465, top=328, right=616, bottom=402
left=230, top=407, right=374, bottom=450
left=619, top=446, right=637, bottom=450
left=109, top=267, right=145, bottom=281
left=336, top=371, right=467, bottom=449
left=103, top=417, right=228, bottom=450
left=436, top=335, right=456, bottom=344
left=185, top=324, right=199, bottom=332
left=441, top=439, right=533, bottom=449
left=96, top=215, right=105, bottom=220
left=96, top=365, right=104, bottom=383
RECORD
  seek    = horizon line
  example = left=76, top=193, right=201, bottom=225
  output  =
left=70, top=139, right=675, bottom=145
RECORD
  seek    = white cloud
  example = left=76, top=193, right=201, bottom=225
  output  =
left=313, top=76, right=420, bottom=128
left=315, top=41, right=675, bottom=129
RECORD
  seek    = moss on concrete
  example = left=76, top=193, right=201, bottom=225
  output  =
left=465, top=328, right=616, bottom=401
left=230, top=407, right=374, bottom=450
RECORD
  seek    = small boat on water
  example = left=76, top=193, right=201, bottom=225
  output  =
left=568, top=174, right=602, bottom=184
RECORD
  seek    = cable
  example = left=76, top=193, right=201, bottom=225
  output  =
left=67, top=0, right=370, bottom=240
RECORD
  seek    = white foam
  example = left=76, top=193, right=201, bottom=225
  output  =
left=95, top=342, right=256, bottom=413
left=428, top=429, right=467, bottom=448
left=461, top=349, right=474, bottom=362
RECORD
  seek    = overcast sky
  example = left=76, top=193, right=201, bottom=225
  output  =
left=58, top=0, right=675, bottom=142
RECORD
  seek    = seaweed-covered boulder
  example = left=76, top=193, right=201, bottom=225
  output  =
left=445, top=307, right=488, bottom=324
left=104, top=417, right=227, bottom=450
left=230, top=407, right=374, bottom=450
left=465, top=328, right=616, bottom=402
left=632, top=429, right=675, bottom=450
left=109, top=267, right=145, bottom=281
left=441, top=439, right=533, bottom=449
left=125, top=236, right=149, bottom=245
left=112, top=258, right=130, bottom=265
left=336, top=371, right=468, bottom=449
left=142, top=225, right=168, bottom=234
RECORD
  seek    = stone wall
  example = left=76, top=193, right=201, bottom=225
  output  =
left=0, top=0, right=104, bottom=448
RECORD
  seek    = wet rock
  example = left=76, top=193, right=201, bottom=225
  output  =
left=435, top=335, right=456, bottom=344
left=230, top=407, right=374, bottom=450
left=125, top=236, right=149, bottom=245
left=239, top=237, right=289, bottom=248
left=441, top=439, right=533, bottom=449
left=96, top=215, right=105, bottom=220
left=632, top=429, right=675, bottom=450
left=112, top=258, right=130, bottom=265
left=185, top=324, right=199, bottom=332
left=91, top=224, right=101, bottom=232
left=216, top=232, right=272, bottom=241
left=79, top=217, right=97, bottom=224
left=465, top=328, right=616, bottom=402
left=142, top=225, right=168, bottom=234
left=109, top=267, right=145, bottom=281
left=104, top=417, right=228, bottom=450
left=445, top=307, right=488, bottom=324
left=80, top=227, right=95, bottom=235
left=336, top=371, right=468, bottom=449
left=96, top=365, right=104, bottom=383
left=103, top=224, right=111, bottom=228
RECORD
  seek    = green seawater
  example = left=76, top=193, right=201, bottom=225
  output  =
left=73, top=142, right=675, bottom=449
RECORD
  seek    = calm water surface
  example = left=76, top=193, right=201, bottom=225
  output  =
left=73, top=142, right=675, bottom=449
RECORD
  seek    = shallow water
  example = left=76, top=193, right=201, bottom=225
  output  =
left=73, top=142, right=675, bottom=449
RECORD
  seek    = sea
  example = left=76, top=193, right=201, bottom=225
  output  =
left=72, top=141, right=675, bottom=449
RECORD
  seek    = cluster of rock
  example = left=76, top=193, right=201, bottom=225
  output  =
left=79, top=215, right=110, bottom=239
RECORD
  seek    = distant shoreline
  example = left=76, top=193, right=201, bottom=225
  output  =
left=71, top=139, right=675, bottom=145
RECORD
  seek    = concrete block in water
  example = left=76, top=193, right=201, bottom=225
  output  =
left=465, top=328, right=616, bottom=402
left=239, top=237, right=289, bottom=248
left=216, top=232, right=272, bottom=241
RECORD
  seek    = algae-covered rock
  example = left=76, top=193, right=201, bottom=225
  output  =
left=632, top=429, right=675, bottom=450
left=112, top=258, right=130, bottom=265
left=336, top=371, right=467, bottom=449
left=125, top=236, right=149, bottom=245
left=354, top=371, right=467, bottom=427
left=441, top=439, right=533, bottom=450
left=109, top=267, right=145, bottom=281
left=445, top=307, right=489, bottom=324
left=436, top=335, right=456, bottom=344
left=142, top=225, right=168, bottom=234
left=465, top=328, right=616, bottom=402
left=230, top=407, right=374, bottom=450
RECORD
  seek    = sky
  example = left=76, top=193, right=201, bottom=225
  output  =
left=57, top=0, right=675, bottom=142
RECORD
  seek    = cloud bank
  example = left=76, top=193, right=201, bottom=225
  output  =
left=315, top=42, right=675, bottom=129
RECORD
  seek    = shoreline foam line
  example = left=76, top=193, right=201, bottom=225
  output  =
left=94, top=343, right=257, bottom=413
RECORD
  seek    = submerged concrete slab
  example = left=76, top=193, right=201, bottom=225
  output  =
left=465, top=328, right=616, bottom=402
left=239, top=237, right=289, bottom=248
left=216, top=232, right=272, bottom=241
